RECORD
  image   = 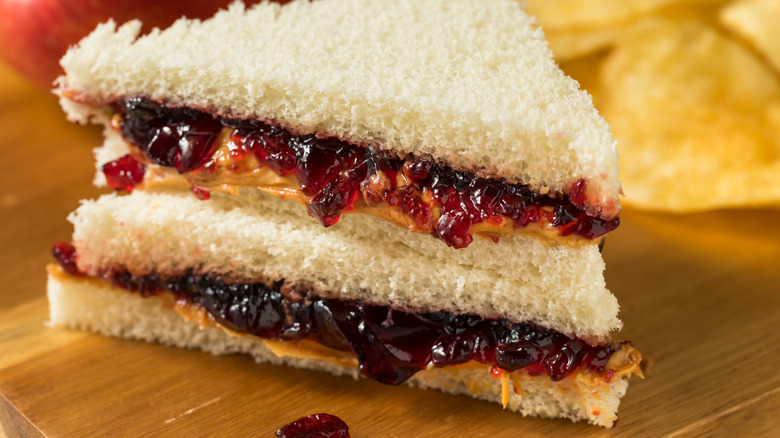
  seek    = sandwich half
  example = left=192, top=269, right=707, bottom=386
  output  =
left=48, top=0, right=642, bottom=428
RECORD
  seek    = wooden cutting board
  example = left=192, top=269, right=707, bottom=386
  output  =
left=1, top=60, right=779, bottom=438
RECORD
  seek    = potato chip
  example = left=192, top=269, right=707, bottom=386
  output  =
left=524, top=0, right=717, bottom=31
left=656, top=0, right=730, bottom=23
left=545, top=25, right=631, bottom=62
left=720, top=0, right=780, bottom=73
left=540, top=1, right=727, bottom=62
left=598, top=19, right=780, bottom=211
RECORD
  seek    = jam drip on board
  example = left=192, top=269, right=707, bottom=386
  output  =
left=110, top=97, right=619, bottom=248
left=275, top=413, right=350, bottom=438
left=52, top=243, right=626, bottom=386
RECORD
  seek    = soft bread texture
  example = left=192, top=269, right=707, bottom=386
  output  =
left=47, top=272, right=628, bottom=427
left=68, top=188, right=621, bottom=339
left=58, top=0, right=621, bottom=217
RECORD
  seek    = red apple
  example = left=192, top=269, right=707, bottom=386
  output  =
left=0, top=0, right=284, bottom=89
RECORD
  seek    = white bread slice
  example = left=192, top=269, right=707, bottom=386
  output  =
left=47, top=270, right=629, bottom=428
left=57, top=0, right=621, bottom=218
left=68, top=187, right=620, bottom=340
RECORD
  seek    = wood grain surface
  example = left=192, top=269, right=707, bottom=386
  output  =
left=1, top=59, right=779, bottom=437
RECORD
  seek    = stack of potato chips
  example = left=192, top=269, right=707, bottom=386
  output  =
left=527, top=0, right=780, bottom=212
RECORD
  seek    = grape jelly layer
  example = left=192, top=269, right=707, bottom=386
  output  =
left=52, top=243, right=624, bottom=385
left=109, top=97, right=618, bottom=248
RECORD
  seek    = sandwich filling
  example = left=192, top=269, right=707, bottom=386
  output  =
left=52, top=242, right=641, bottom=388
left=100, top=97, right=619, bottom=248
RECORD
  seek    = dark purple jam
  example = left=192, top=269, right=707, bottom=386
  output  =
left=276, top=413, right=350, bottom=438
left=89, top=267, right=620, bottom=385
left=113, top=97, right=618, bottom=248
left=50, top=242, right=82, bottom=277
left=101, top=154, right=146, bottom=191
left=119, top=98, right=222, bottom=173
